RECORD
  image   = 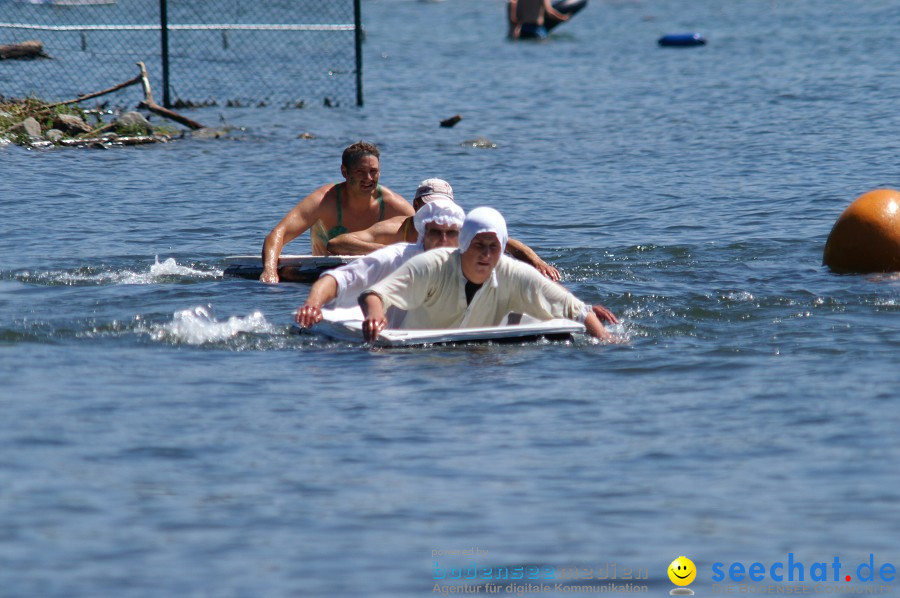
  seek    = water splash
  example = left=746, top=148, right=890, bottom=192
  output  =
left=141, top=256, right=222, bottom=282
left=148, top=305, right=277, bottom=346
left=721, top=291, right=756, bottom=303
left=9, top=257, right=222, bottom=286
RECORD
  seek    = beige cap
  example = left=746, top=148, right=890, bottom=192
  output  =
left=414, top=178, right=454, bottom=203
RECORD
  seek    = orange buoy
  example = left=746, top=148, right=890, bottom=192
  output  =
left=823, top=189, right=900, bottom=273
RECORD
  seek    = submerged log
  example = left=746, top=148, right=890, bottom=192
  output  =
left=0, top=40, right=49, bottom=60
left=59, top=134, right=169, bottom=147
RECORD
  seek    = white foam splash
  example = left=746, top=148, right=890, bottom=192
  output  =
left=723, top=291, right=755, bottom=302
left=119, top=257, right=220, bottom=284
left=18, top=257, right=222, bottom=286
left=150, top=305, right=276, bottom=345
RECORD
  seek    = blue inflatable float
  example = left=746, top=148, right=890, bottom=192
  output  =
left=658, top=33, right=707, bottom=47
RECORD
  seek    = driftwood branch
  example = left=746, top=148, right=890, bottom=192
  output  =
left=0, top=40, right=49, bottom=60
left=45, top=63, right=204, bottom=130
left=46, top=73, right=143, bottom=109
left=138, top=60, right=156, bottom=105
left=136, top=61, right=205, bottom=130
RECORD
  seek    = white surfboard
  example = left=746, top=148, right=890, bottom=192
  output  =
left=299, top=307, right=586, bottom=347
left=224, top=254, right=358, bottom=282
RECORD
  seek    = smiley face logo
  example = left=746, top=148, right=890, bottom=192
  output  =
left=668, top=556, right=696, bottom=586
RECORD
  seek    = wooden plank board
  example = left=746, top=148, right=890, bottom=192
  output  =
left=223, top=255, right=357, bottom=283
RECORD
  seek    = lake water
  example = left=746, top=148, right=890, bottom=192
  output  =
left=2, top=0, right=900, bottom=596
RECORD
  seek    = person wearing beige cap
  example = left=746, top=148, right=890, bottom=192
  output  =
left=259, top=141, right=414, bottom=284
left=327, top=177, right=562, bottom=281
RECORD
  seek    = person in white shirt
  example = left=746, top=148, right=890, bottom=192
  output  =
left=359, top=207, right=616, bottom=342
left=294, top=198, right=466, bottom=328
left=326, top=177, right=561, bottom=281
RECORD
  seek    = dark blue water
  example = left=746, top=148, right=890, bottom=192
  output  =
left=2, top=0, right=900, bottom=596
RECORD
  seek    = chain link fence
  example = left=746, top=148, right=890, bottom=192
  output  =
left=0, top=0, right=362, bottom=108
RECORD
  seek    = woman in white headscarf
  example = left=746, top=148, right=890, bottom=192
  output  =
left=359, top=207, right=615, bottom=342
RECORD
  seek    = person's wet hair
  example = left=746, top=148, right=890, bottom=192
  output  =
left=342, top=141, right=380, bottom=169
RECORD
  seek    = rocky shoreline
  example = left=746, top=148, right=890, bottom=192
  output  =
left=0, top=98, right=186, bottom=149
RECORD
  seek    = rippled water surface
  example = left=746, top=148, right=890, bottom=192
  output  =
left=2, top=0, right=900, bottom=596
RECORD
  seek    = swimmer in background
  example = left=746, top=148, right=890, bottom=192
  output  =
left=259, top=141, right=413, bottom=283
left=327, top=178, right=563, bottom=281
left=508, top=0, right=569, bottom=40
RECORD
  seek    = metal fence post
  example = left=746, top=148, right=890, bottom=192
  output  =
left=160, top=0, right=171, bottom=108
left=354, top=0, right=363, bottom=107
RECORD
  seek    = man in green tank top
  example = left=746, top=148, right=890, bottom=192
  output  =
left=260, top=141, right=414, bottom=284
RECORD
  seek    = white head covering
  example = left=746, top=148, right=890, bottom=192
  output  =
left=459, top=207, right=508, bottom=254
left=413, top=198, right=465, bottom=247
left=413, top=178, right=454, bottom=204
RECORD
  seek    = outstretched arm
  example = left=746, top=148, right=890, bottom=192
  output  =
left=325, top=231, right=384, bottom=256
left=544, top=0, right=569, bottom=21
left=584, top=311, right=614, bottom=342
left=505, top=237, right=560, bottom=281
left=591, top=304, right=618, bottom=325
left=506, top=263, right=619, bottom=342
left=294, top=275, right=339, bottom=327
left=359, top=292, right=388, bottom=342
left=508, top=0, right=522, bottom=38
left=326, top=216, right=409, bottom=255
left=261, top=185, right=330, bottom=283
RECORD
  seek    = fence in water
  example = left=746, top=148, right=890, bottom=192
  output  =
left=0, top=0, right=363, bottom=108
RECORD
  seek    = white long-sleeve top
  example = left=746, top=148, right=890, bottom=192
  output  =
left=364, top=248, right=589, bottom=330
left=324, top=242, right=423, bottom=308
